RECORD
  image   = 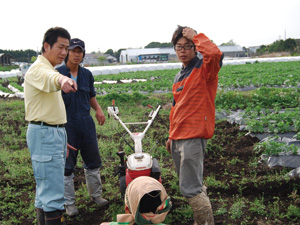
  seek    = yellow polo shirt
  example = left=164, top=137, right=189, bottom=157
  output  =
left=24, top=55, right=67, bottom=124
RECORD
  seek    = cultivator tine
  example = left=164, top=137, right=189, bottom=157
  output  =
left=149, top=140, right=159, bottom=153
left=113, top=125, right=134, bottom=151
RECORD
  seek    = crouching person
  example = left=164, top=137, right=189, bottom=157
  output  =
left=100, top=176, right=172, bottom=225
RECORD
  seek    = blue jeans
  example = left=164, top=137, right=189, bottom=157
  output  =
left=27, top=123, right=67, bottom=212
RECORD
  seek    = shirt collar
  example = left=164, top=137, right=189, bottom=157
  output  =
left=38, top=55, right=55, bottom=70
left=181, top=56, right=198, bottom=71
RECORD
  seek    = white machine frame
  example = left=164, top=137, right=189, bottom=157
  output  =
left=108, top=104, right=161, bottom=154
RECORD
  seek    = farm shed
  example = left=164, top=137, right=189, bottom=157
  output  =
left=218, top=45, right=245, bottom=58
left=120, top=45, right=246, bottom=63
left=0, top=53, right=14, bottom=65
left=247, top=46, right=260, bottom=57
left=83, top=53, right=99, bottom=66
left=106, top=55, right=117, bottom=63
left=119, top=48, right=177, bottom=64
left=83, top=53, right=117, bottom=66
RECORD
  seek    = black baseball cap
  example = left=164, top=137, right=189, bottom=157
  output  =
left=69, top=38, right=85, bottom=51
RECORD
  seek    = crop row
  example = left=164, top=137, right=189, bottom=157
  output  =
left=91, top=61, right=300, bottom=95
left=1, top=61, right=300, bottom=96
left=1, top=59, right=300, bottom=224
left=2, top=61, right=300, bottom=138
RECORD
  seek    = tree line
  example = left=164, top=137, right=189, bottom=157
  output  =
left=1, top=41, right=172, bottom=64
left=104, top=38, right=300, bottom=59
left=257, top=38, right=299, bottom=55
left=2, top=38, right=299, bottom=63
left=0, top=49, right=38, bottom=63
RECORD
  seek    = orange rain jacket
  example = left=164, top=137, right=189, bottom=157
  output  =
left=169, top=33, right=223, bottom=140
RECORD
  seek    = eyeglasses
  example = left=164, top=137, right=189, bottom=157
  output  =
left=174, top=45, right=195, bottom=51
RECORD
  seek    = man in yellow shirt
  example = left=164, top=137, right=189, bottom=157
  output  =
left=24, top=27, right=77, bottom=225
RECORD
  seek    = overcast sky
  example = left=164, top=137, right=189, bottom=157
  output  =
left=1, top=0, right=300, bottom=53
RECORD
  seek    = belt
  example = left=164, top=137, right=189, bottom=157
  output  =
left=30, top=121, right=65, bottom=128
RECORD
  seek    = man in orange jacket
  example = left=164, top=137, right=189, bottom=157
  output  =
left=166, top=25, right=223, bottom=225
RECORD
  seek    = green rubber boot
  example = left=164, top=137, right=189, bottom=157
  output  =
left=44, top=210, right=65, bottom=225
left=36, top=208, right=45, bottom=225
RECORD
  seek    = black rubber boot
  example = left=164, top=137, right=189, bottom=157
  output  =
left=36, top=208, right=45, bottom=225
left=44, top=210, right=65, bottom=225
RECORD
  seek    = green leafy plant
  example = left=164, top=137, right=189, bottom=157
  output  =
left=254, top=138, right=299, bottom=156
left=249, top=197, right=267, bottom=216
left=284, top=205, right=300, bottom=221
left=1, top=60, right=300, bottom=224
left=229, top=197, right=247, bottom=220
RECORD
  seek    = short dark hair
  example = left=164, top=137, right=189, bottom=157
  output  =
left=65, top=38, right=86, bottom=63
left=64, top=47, right=85, bottom=64
left=41, top=27, right=71, bottom=53
left=171, top=25, right=197, bottom=46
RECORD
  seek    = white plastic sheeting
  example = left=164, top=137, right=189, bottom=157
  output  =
left=0, top=69, right=22, bottom=78
left=259, top=136, right=300, bottom=170
left=0, top=84, right=24, bottom=98
left=289, top=167, right=300, bottom=177
left=1, top=56, right=300, bottom=77
left=1, top=56, right=300, bottom=98
left=218, top=109, right=300, bottom=176
left=86, top=56, right=300, bottom=75
left=2, top=57, right=300, bottom=176
left=94, top=79, right=147, bottom=85
left=87, top=62, right=181, bottom=75
left=261, top=154, right=300, bottom=169
left=223, top=56, right=300, bottom=65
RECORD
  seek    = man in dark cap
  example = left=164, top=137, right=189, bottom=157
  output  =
left=56, top=38, right=108, bottom=216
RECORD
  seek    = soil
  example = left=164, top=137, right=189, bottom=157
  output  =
left=24, top=120, right=300, bottom=225
left=2, top=98, right=298, bottom=224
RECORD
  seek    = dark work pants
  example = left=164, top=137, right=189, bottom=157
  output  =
left=64, top=115, right=102, bottom=176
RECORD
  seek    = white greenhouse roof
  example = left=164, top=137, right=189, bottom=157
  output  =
left=121, top=48, right=176, bottom=56
left=218, top=45, right=244, bottom=52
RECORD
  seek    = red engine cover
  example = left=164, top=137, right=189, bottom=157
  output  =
left=125, top=168, right=151, bottom=186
